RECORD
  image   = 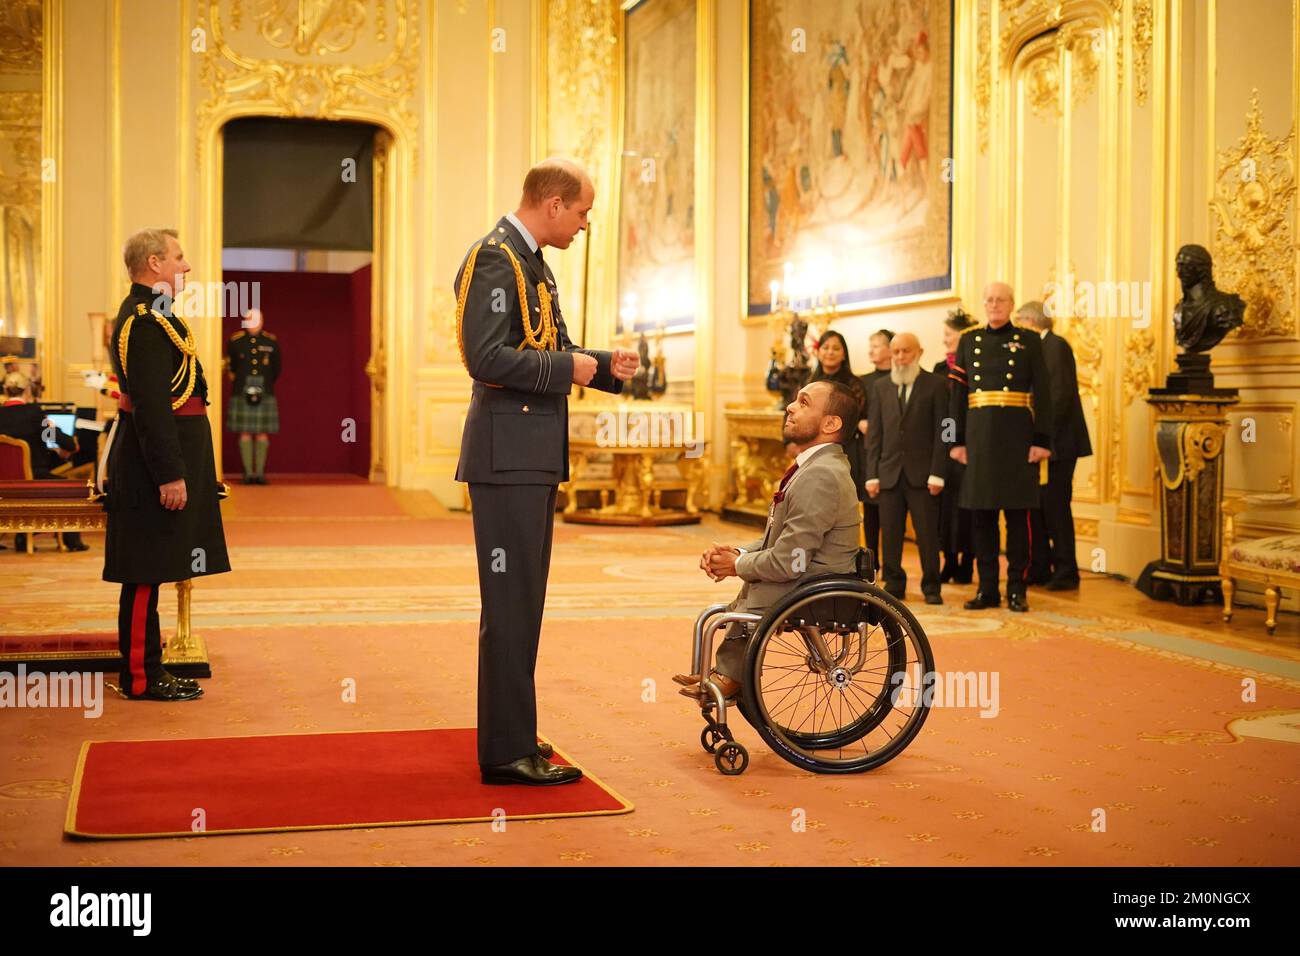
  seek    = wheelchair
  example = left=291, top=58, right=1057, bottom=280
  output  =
left=686, top=550, right=935, bottom=776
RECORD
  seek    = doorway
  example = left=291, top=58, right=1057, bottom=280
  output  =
left=218, top=117, right=386, bottom=481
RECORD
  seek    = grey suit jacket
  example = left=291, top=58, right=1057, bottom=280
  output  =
left=454, top=216, right=623, bottom=485
left=731, top=442, right=861, bottom=614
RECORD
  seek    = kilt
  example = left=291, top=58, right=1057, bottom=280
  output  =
left=225, top=393, right=280, bottom=434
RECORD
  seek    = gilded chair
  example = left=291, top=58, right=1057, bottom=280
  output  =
left=1221, top=493, right=1300, bottom=635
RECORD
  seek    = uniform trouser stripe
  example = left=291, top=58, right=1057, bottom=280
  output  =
left=118, top=583, right=160, bottom=696
left=129, top=585, right=150, bottom=694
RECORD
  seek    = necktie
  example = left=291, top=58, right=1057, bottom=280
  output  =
left=898, top=383, right=907, bottom=414
left=772, top=462, right=799, bottom=504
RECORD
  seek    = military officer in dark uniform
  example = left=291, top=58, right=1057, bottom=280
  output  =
left=947, top=282, right=1053, bottom=613
left=1019, top=300, right=1092, bottom=590
left=225, top=308, right=281, bottom=485
left=456, top=159, right=638, bottom=785
left=103, top=228, right=230, bottom=700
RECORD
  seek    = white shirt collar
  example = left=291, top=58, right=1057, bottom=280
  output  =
left=795, top=442, right=835, bottom=469
left=505, top=213, right=539, bottom=253
left=1039, top=328, right=1049, bottom=339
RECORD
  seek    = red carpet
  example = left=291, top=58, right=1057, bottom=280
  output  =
left=67, top=728, right=633, bottom=839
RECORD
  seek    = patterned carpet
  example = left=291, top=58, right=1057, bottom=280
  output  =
left=2, top=481, right=1298, bottom=866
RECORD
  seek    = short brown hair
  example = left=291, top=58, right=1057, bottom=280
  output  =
left=520, top=159, right=586, bottom=208
left=123, top=228, right=178, bottom=277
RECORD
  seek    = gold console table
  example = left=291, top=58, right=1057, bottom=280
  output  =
left=561, top=401, right=706, bottom=526
left=721, top=405, right=790, bottom=527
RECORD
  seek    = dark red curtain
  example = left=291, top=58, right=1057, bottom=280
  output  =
left=220, top=267, right=372, bottom=476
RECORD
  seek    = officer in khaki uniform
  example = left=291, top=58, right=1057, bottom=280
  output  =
left=104, top=228, right=230, bottom=700
left=455, top=158, right=639, bottom=785
left=947, top=282, right=1053, bottom=613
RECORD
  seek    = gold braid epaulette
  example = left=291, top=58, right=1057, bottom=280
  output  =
left=454, top=240, right=557, bottom=380
left=117, top=309, right=199, bottom=411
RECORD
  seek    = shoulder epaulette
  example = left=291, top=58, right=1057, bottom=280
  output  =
left=135, top=302, right=148, bottom=315
left=960, top=324, right=980, bottom=336
left=229, top=330, right=246, bottom=341
left=262, top=330, right=277, bottom=340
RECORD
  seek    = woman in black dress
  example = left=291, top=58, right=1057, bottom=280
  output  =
left=935, top=309, right=977, bottom=582
left=809, top=328, right=868, bottom=531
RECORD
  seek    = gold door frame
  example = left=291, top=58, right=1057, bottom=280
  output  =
left=196, top=113, right=408, bottom=483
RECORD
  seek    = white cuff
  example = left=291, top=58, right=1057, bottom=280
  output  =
left=927, top=475, right=945, bottom=487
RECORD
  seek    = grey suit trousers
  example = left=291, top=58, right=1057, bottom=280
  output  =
left=468, top=482, right=557, bottom=767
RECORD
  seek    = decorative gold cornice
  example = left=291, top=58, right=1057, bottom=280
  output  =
left=975, top=0, right=991, bottom=152
left=1131, top=0, right=1153, bottom=106
left=0, top=0, right=40, bottom=73
left=197, top=0, right=419, bottom=165
left=1210, top=90, right=1297, bottom=341
left=253, top=0, right=369, bottom=55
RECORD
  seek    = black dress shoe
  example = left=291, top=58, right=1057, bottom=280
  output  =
left=924, top=593, right=943, bottom=606
left=481, top=754, right=582, bottom=786
left=1045, top=577, right=1080, bottom=591
left=256, top=475, right=270, bottom=485
left=537, top=742, right=554, bottom=760
left=885, top=587, right=907, bottom=601
left=128, top=675, right=203, bottom=701
left=963, top=594, right=999, bottom=610
left=161, top=670, right=200, bottom=691
left=242, top=474, right=254, bottom=485
left=1007, top=593, right=1030, bottom=613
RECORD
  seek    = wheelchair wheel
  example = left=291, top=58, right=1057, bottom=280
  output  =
left=741, top=578, right=935, bottom=774
left=701, top=726, right=728, bottom=754
left=714, top=741, right=749, bottom=775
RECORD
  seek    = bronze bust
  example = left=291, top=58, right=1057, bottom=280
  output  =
left=1173, top=244, right=1244, bottom=352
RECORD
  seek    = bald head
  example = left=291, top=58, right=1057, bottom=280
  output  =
left=982, top=281, right=1015, bottom=327
left=890, top=331, right=922, bottom=368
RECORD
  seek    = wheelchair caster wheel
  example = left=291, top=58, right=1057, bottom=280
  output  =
left=701, top=726, right=728, bottom=754
left=714, top=741, right=749, bottom=775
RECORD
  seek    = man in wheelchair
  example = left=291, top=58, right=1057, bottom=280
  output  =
left=675, top=380, right=863, bottom=700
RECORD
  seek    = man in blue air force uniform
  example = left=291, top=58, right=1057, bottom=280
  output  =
left=455, top=158, right=639, bottom=785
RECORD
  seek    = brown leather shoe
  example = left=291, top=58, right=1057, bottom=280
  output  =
left=672, top=673, right=701, bottom=686
left=679, top=673, right=741, bottom=700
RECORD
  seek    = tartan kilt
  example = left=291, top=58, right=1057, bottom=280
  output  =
left=226, top=393, right=280, bottom=434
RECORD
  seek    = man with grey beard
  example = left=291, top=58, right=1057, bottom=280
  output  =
left=864, top=332, right=950, bottom=604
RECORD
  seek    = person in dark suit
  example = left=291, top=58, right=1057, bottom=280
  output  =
left=456, top=158, right=639, bottom=786
left=1018, top=300, right=1092, bottom=590
left=856, top=329, right=893, bottom=568
left=948, top=282, right=1054, bottom=613
left=933, top=308, right=977, bottom=583
left=864, top=332, right=950, bottom=604
left=103, top=228, right=230, bottom=700
left=0, top=372, right=78, bottom=477
left=0, top=371, right=88, bottom=552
